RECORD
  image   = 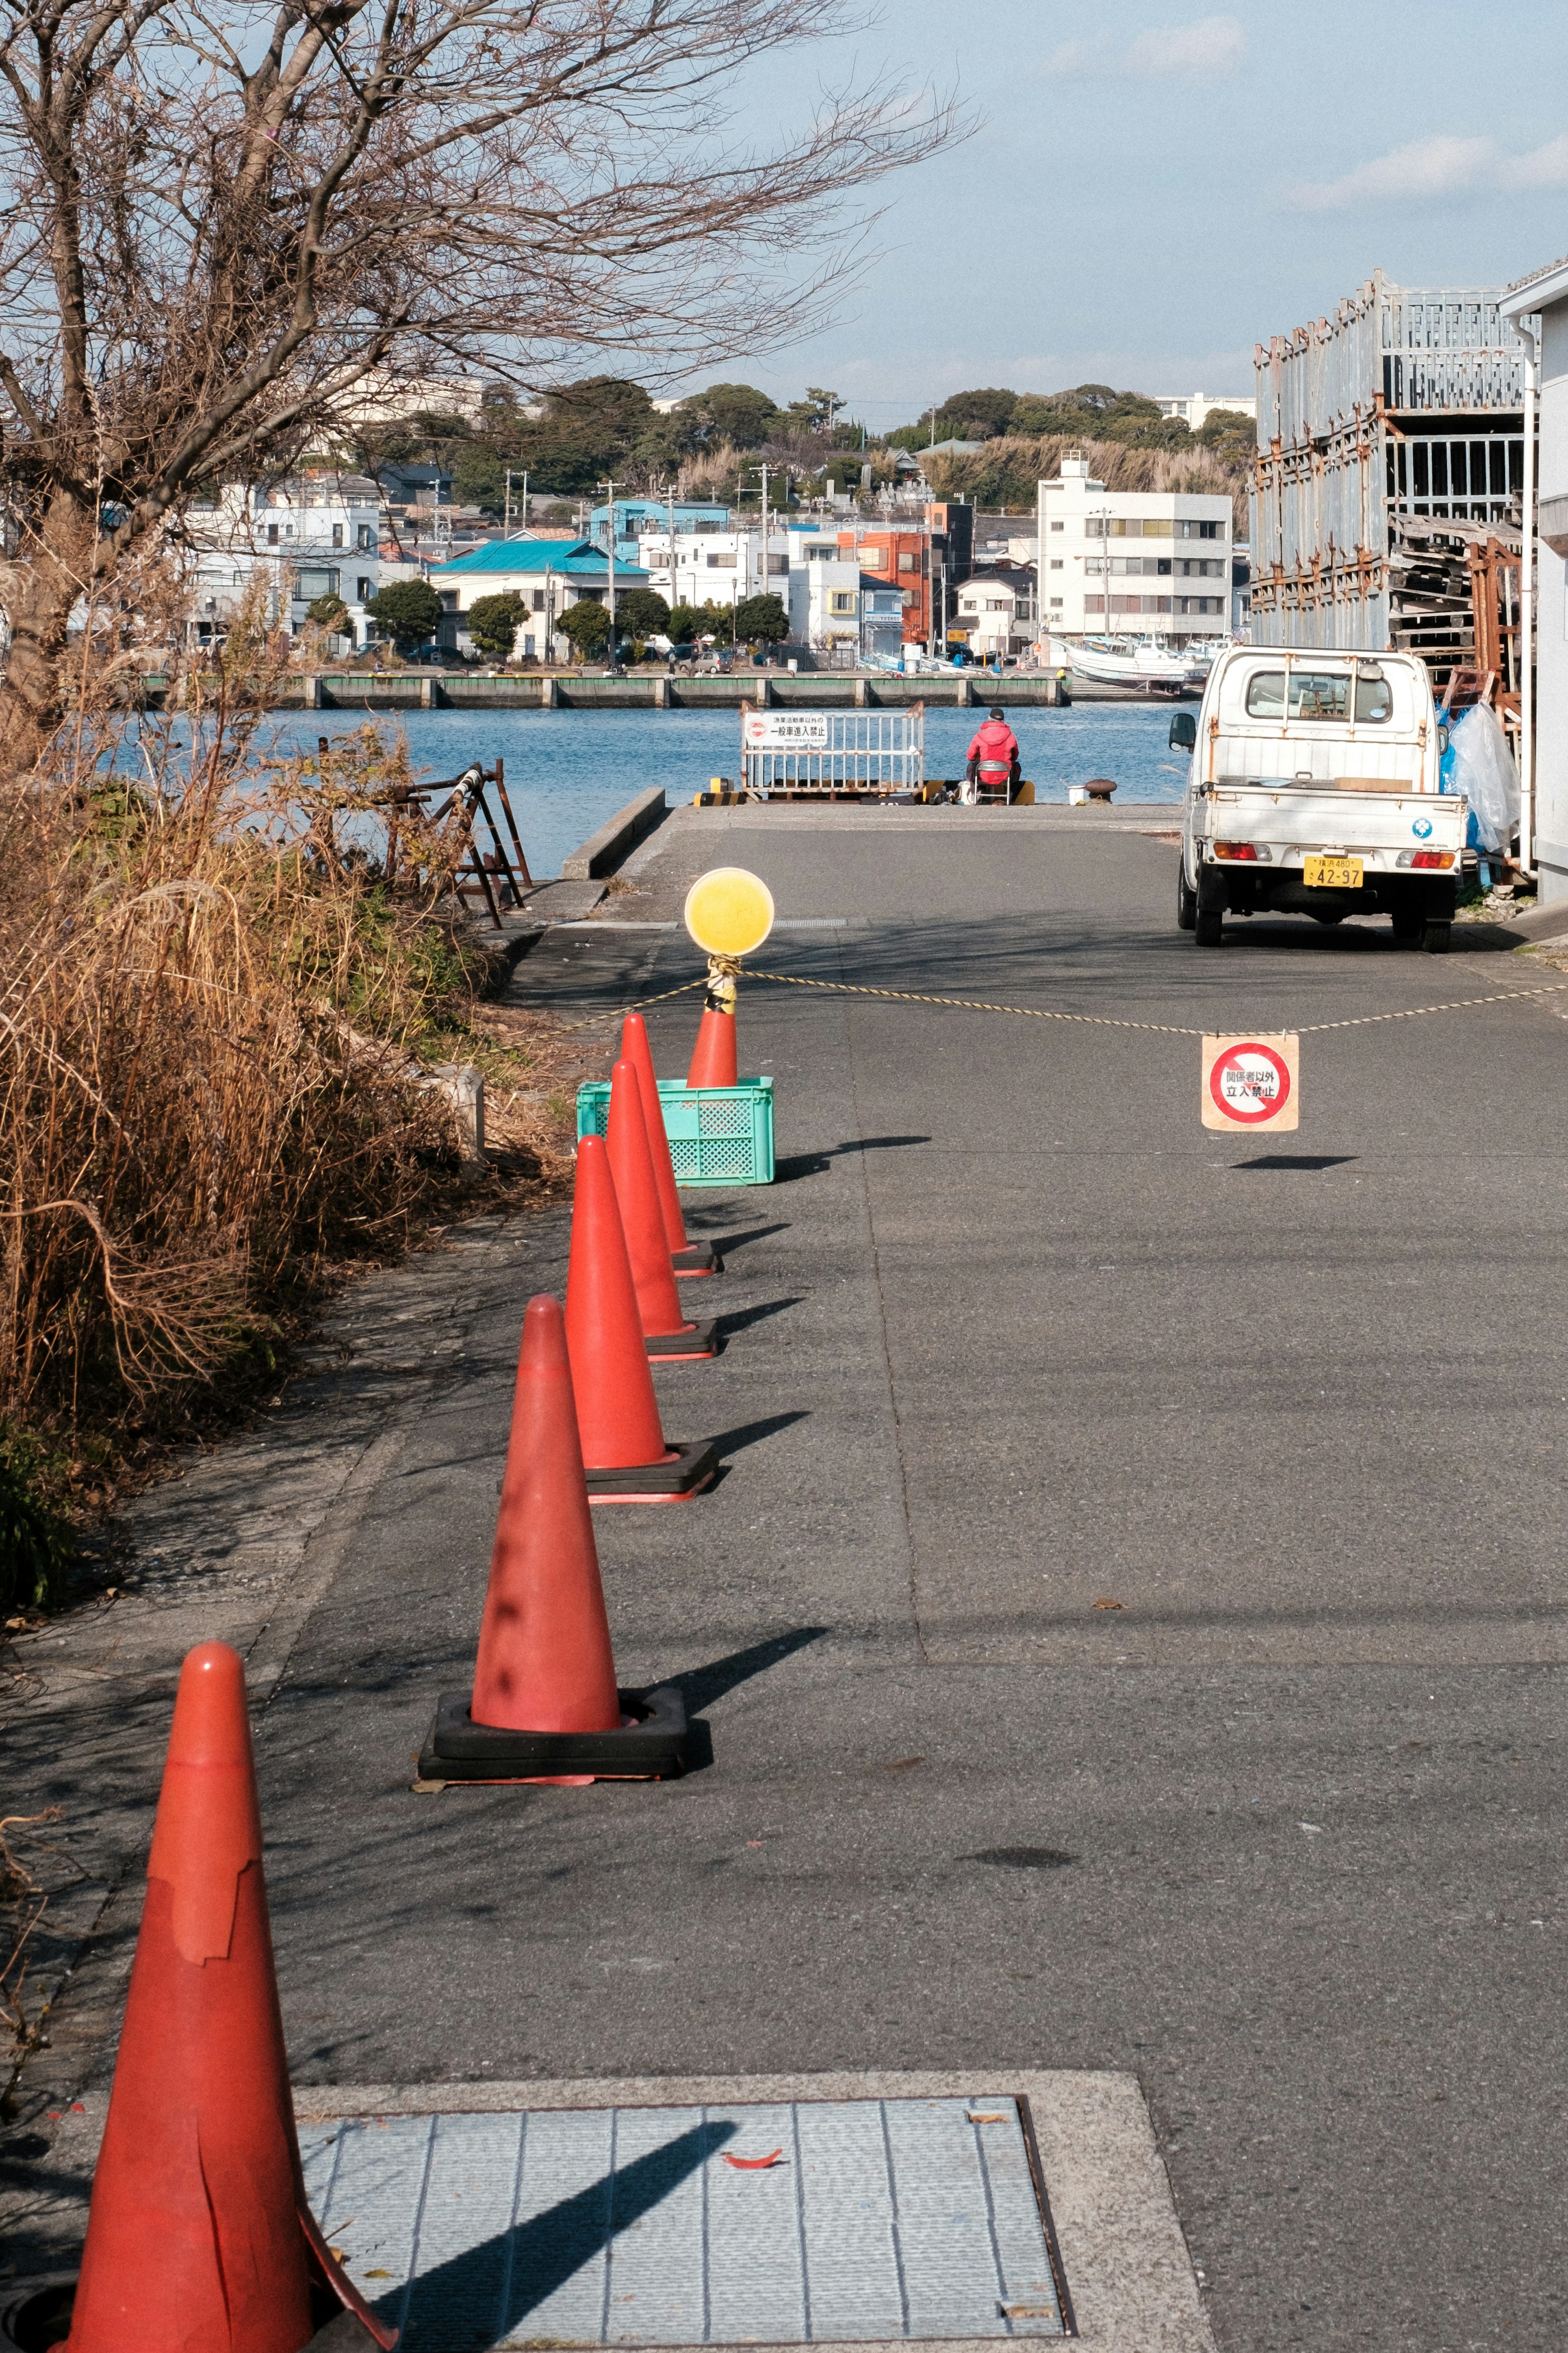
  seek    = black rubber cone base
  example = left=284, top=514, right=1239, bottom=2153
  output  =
left=585, top=1437, right=717, bottom=1503
left=415, top=1684, right=688, bottom=1787
left=644, top=1316, right=719, bottom=1360
left=673, top=1242, right=721, bottom=1275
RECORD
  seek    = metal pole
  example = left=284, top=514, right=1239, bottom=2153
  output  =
left=1519, top=318, right=1538, bottom=876
left=598, top=476, right=617, bottom=660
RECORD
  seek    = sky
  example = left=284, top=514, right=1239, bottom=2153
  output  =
left=682, top=0, right=1568, bottom=427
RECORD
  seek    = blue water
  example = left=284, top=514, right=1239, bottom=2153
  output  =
left=271, top=703, right=1185, bottom=877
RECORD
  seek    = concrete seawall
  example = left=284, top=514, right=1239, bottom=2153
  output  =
left=132, top=669, right=1164, bottom=713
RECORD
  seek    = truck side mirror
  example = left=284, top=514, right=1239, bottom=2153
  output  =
left=1169, top=710, right=1197, bottom=751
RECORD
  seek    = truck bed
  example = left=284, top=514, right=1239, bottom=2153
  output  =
left=1197, top=781, right=1467, bottom=868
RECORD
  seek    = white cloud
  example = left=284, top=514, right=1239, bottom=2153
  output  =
left=1506, top=133, right=1568, bottom=191
left=1038, top=13, right=1245, bottom=80
left=1289, top=131, right=1568, bottom=212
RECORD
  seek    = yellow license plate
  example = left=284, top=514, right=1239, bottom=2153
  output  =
left=1304, top=855, right=1363, bottom=889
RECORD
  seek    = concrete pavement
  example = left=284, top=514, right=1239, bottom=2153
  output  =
left=3, top=802, right=1565, bottom=2353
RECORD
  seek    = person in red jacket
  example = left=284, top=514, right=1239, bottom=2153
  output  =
left=964, top=707, right=1019, bottom=803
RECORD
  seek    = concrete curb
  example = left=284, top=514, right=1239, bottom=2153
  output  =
left=563, top=786, right=668, bottom=878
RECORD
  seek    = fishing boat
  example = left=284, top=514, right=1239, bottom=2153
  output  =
left=1063, top=636, right=1205, bottom=694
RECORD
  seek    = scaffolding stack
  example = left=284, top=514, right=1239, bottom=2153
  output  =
left=1250, top=275, right=1530, bottom=708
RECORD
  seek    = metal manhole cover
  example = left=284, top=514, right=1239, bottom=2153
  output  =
left=301, top=2095, right=1069, bottom=2347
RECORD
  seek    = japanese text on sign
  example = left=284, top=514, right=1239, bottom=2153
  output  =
left=742, top=710, right=830, bottom=750
left=1201, top=1034, right=1300, bottom=1131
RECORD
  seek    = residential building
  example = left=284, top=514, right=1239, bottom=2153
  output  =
left=860, top=580, right=906, bottom=665
left=185, top=473, right=382, bottom=646
left=343, top=375, right=504, bottom=428
left=635, top=526, right=790, bottom=616
left=594, top=498, right=730, bottom=564
left=376, top=462, right=452, bottom=509
left=1154, top=392, right=1257, bottom=431
left=951, top=569, right=1038, bottom=661
left=786, top=524, right=861, bottom=658
left=856, top=529, right=933, bottom=644
left=1037, top=456, right=1231, bottom=644
left=426, top=538, right=648, bottom=659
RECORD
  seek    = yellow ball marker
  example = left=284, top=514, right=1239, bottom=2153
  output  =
left=683, top=867, right=775, bottom=959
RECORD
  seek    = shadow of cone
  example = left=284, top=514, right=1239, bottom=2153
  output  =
left=687, top=1000, right=738, bottom=1090
left=61, top=1642, right=395, bottom=2353
left=621, top=1012, right=717, bottom=1274
left=565, top=1139, right=717, bottom=1503
left=608, top=1059, right=717, bottom=1360
left=415, top=1297, right=689, bottom=1787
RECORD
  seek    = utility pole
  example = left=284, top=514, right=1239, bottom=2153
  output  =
left=503, top=468, right=528, bottom=540
left=596, top=478, right=622, bottom=662
left=666, top=478, right=677, bottom=616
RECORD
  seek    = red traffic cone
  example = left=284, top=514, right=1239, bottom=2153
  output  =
left=687, top=993, right=739, bottom=1089
left=608, top=1059, right=717, bottom=1360
left=63, top=1642, right=394, bottom=2353
left=416, top=1297, right=689, bottom=1783
left=565, top=1139, right=715, bottom=1502
left=621, top=1013, right=717, bottom=1274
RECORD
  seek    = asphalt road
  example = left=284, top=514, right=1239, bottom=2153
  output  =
left=6, top=805, right=1566, bottom=2353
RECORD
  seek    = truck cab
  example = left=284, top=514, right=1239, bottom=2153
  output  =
left=1171, top=646, right=1466, bottom=951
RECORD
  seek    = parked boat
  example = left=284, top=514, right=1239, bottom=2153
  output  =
left=1064, top=636, right=1205, bottom=694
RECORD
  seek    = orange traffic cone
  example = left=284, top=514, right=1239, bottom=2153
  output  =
left=415, top=1296, right=688, bottom=1784
left=621, top=1012, right=717, bottom=1274
left=63, top=1642, right=394, bottom=2353
left=565, top=1138, right=716, bottom=1502
left=608, top=1059, right=717, bottom=1360
left=686, top=984, right=739, bottom=1090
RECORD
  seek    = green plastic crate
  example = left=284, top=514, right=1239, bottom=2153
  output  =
left=576, top=1077, right=774, bottom=1186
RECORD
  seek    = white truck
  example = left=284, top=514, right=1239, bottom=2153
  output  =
left=1170, top=646, right=1466, bottom=952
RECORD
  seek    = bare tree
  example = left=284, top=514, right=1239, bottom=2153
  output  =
left=0, top=0, right=960, bottom=764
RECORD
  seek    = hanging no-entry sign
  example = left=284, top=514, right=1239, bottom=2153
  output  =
left=1201, top=1033, right=1300, bottom=1131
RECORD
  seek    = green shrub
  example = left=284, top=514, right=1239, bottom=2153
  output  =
left=0, top=1436, right=73, bottom=1615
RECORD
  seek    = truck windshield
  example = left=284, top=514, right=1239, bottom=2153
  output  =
left=1245, top=670, right=1391, bottom=722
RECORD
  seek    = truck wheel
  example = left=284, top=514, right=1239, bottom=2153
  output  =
left=1421, top=921, right=1451, bottom=955
left=1176, top=863, right=1197, bottom=931
left=1390, top=908, right=1423, bottom=950
left=1194, top=905, right=1223, bottom=948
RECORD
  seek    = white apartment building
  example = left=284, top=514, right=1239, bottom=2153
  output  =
left=186, top=474, right=383, bottom=646
left=953, top=570, right=1038, bottom=660
left=786, top=524, right=862, bottom=658
left=1153, top=392, right=1258, bottom=432
left=1036, top=457, right=1232, bottom=646
left=635, top=527, right=791, bottom=615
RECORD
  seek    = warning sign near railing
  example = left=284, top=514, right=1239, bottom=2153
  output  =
left=1202, top=1033, right=1299, bottom=1131
left=741, top=710, right=830, bottom=750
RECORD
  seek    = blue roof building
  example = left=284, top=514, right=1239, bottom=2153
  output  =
left=427, top=538, right=650, bottom=660
left=428, top=537, right=648, bottom=588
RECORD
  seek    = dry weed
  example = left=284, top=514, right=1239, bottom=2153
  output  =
left=0, top=571, right=575, bottom=1499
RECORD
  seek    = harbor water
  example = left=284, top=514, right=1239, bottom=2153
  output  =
left=276, top=703, right=1186, bottom=878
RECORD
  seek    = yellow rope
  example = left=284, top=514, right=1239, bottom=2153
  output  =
left=556, top=976, right=709, bottom=1035
left=743, top=968, right=1568, bottom=1039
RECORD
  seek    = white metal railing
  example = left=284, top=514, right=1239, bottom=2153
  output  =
left=739, top=706, right=925, bottom=796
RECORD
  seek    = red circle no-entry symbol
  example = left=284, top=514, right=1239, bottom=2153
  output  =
left=1208, top=1039, right=1292, bottom=1124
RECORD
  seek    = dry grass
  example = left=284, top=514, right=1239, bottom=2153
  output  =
left=0, top=580, right=581, bottom=1559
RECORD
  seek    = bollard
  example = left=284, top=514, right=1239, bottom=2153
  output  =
left=426, top=1062, right=485, bottom=1175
